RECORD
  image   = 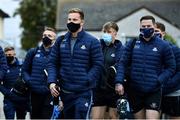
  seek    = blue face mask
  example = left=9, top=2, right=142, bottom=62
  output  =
left=154, top=32, right=162, bottom=39
left=102, top=33, right=112, bottom=45
left=140, top=28, right=154, bottom=38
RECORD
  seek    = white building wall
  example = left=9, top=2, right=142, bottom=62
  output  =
left=116, top=8, right=180, bottom=46
left=0, top=17, right=3, bottom=40
left=58, top=8, right=180, bottom=46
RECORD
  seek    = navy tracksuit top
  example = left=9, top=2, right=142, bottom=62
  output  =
left=48, top=29, right=104, bottom=92
left=163, top=42, right=180, bottom=94
left=115, top=35, right=176, bottom=93
left=22, top=45, right=51, bottom=94
left=0, top=58, right=21, bottom=96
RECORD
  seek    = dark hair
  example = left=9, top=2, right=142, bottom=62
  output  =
left=103, top=21, right=119, bottom=32
left=68, top=8, right=84, bottom=20
left=140, top=15, right=155, bottom=24
left=156, top=22, right=166, bottom=32
left=4, top=46, right=15, bottom=52
left=44, top=27, right=56, bottom=33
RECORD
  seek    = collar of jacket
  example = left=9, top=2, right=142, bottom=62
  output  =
left=66, top=29, right=85, bottom=42
left=101, top=39, right=121, bottom=48
left=139, top=35, right=157, bottom=44
left=8, top=57, right=19, bottom=67
left=40, top=45, right=52, bottom=55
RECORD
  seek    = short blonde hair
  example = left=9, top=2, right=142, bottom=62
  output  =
left=68, top=8, right=84, bottom=20
left=103, top=21, right=119, bottom=32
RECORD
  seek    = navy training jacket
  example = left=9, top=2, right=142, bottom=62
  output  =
left=115, top=35, right=176, bottom=93
left=0, top=58, right=28, bottom=102
left=0, top=58, right=21, bottom=96
left=48, top=29, right=104, bottom=92
left=22, top=45, right=51, bottom=94
left=0, top=46, right=7, bottom=80
left=98, top=39, right=124, bottom=89
left=163, top=43, right=180, bottom=94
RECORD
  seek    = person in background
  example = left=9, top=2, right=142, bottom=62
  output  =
left=22, top=27, right=56, bottom=119
left=115, top=15, right=176, bottom=119
left=0, top=46, right=7, bottom=82
left=0, top=46, right=29, bottom=119
left=155, top=22, right=180, bottom=119
left=48, top=8, right=104, bottom=119
left=91, top=21, right=124, bottom=119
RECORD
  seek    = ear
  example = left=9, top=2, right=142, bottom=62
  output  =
left=162, top=31, right=166, bottom=37
left=81, top=20, right=84, bottom=26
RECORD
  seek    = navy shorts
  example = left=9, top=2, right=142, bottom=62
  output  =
left=128, top=88, right=162, bottom=113
left=162, top=96, right=180, bottom=116
left=93, top=89, right=119, bottom=108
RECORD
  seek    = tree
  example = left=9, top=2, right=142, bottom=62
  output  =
left=14, top=0, right=57, bottom=50
left=164, top=33, right=177, bottom=45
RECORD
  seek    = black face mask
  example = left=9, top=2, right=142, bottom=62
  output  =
left=42, top=36, right=52, bottom=47
left=67, top=22, right=80, bottom=33
left=6, top=56, right=14, bottom=64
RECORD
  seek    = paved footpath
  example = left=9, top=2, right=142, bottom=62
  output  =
left=0, top=93, right=5, bottom=119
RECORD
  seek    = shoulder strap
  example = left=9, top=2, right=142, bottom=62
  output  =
left=31, top=46, right=39, bottom=62
left=128, top=38, right=137, bottom=66
left=59, top=35, right=64, bottom=41
left=130, top=38, right=137, bottom=52
left=59, top=35, right=65, bottom=46
left=29, top=46, right=39, bottom=72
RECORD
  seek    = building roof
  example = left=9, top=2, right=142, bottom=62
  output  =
left=0, top=9, right=9, bottom=18
left=56, top=0, right=180, bottom=31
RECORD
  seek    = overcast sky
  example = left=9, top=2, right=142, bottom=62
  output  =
left=0, top=0, right=21, bottom=47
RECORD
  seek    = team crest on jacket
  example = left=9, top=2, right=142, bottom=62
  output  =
left=35, top=54, right=40, bottom=57
left=81, top=45, right=86, bottom=50
left=84, top=102, right=89, bottom=107
left=111, top=53, right=115, bottom=57
left=7, top=69, right=10, bottom=73
left=152, top=47, right=158, bottom=52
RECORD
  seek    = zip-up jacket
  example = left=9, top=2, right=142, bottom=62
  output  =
left=115, top=36, right=176, bottom=93
left=22, top=45, right=51, bottom=94
left=0, top=58, right=27, bottom=101
left=99, top=39, right=124, bottom=89
left=163, top=43, right=180, bottom=94
left=48, top=29, right=104, bottom=92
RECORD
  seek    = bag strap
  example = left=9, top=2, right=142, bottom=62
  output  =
left=29, top=46, right=39, bottom=73
left=130, top=39, right=137, bottom=53
left=129, top=39, right=137, bottom=63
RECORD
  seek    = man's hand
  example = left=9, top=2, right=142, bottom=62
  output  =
left=49, top=83, right=60, bottom=97
left=115, top=83, right=124, bottom=95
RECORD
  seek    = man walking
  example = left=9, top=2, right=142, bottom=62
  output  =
left=48, top=8, right=103, bottom=119
left=115, top=15, right=176, bottom=119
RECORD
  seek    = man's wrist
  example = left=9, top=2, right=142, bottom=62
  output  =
left=115, top=83, right=122, bottom=86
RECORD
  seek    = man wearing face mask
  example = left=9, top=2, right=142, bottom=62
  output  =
left=91, top=21, right=124, bottom=119
left=22, top=27, right=56, bottom=119
left=48, top=8, right=104, bottom=119
left=115, top=15, right=176, bottom=119
left=0, top=47, right=29, bottom=119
